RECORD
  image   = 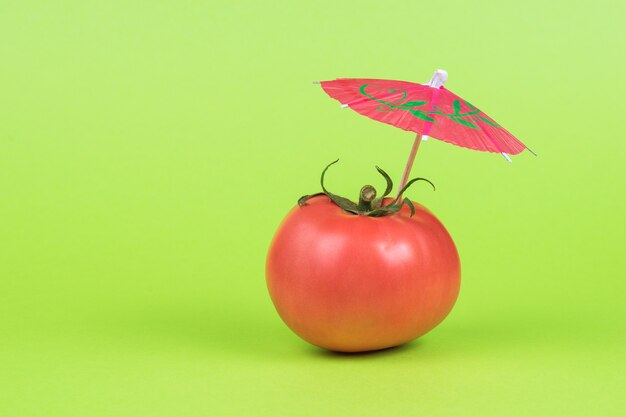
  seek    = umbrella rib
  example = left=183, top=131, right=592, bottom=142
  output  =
left=475, top=120, right=510, bottom=161
left=491, top=123, right=530, bottom=155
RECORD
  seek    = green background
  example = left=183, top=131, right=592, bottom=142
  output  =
left=1, top=1, right=624, bottom=416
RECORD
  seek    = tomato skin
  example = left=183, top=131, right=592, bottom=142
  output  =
left=266, top=195, right=461, bottom=352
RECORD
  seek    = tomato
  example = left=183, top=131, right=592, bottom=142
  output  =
left=266, top=195, right=461, bottom=352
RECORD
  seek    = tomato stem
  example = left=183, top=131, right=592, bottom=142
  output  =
left=358, top=185, right=376, bottom=212
left=299, top=161, right=434, bottom=217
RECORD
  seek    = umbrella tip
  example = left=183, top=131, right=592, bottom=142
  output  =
left=312, top=80, right=321, bottom=84
left=501, top=152, right=512, bottom=163
left=427, top=69, right=448, bottom=88
left=526, top=147, right=538, bottom=156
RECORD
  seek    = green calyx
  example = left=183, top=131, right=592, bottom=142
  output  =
left=298, top=160, right=435, bottom=217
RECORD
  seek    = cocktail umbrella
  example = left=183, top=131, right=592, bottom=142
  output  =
left=319, top=70, right=535, bottom=194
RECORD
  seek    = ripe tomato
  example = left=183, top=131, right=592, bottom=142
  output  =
left=266, top=195, right=461, bottom=352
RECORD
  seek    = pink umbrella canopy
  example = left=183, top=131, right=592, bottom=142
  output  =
left=320, top=73, right=534, bottom=158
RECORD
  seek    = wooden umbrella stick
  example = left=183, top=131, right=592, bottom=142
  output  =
left=397, top=133, right=422, bottom=197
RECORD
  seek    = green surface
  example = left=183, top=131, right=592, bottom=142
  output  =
left=1, top=1, right=625, bottom=416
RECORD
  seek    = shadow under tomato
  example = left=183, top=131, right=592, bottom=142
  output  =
left=306, top=340, right=423, bottom=360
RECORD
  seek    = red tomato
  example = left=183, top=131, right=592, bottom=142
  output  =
left=266, top=195, right=461, bottom=352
